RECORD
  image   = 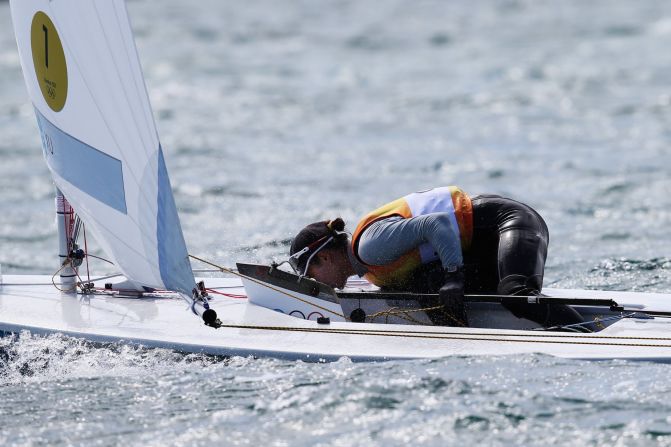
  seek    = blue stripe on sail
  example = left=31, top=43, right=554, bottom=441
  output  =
left=157, top=145, right=195, bottom=294
left=34, top=108, right=127, bottom=214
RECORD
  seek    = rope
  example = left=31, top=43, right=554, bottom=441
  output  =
left=197, top=322, right=671, bottom=348
left=536, top=313, right=636, bottom=333
left=188, top=254, right=347, bottom=319
left=51, top=259, right=77, bottom=293
left=366, top=305, right=448, bottom=325
left=206, top=288, right=247, bottom=299
left=86, top=254, right=115, bottom=265
left=83, top=222, right=91, bottom=284
left=188, top=254, right=471, bottom=325
left=5, top=273, right=123, bottom=287
left=50, top=253, right=103, bottom=295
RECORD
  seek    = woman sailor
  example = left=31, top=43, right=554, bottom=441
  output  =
left=288, top=186, right=583, bottom=328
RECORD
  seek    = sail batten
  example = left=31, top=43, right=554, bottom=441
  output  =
left=10, top=0, right=196, bottom=295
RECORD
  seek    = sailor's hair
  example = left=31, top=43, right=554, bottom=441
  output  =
left=327, top=217, right=346, bottom=236
left=289, top=217, right=349, bottom=270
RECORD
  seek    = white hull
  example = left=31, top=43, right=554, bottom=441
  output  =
left=2, top=275, right=671, bottom=362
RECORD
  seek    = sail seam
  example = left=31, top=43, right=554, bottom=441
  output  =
left=112, top=1, right=159, bottom=154
left=91, top=0, right=156, bottom=167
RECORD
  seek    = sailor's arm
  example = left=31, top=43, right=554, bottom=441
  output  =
left=356, top=213, right=463, bottom=269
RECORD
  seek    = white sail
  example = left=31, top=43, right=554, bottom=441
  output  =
left=10, top=0, right=196, bottom=295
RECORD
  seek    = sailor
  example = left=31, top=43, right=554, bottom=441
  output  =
left=288, top=186, right=583, bottom=328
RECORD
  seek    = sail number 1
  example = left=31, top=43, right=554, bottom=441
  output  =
left=30, top=11, right=68, bottom=112
left=42, top=24, right=48, bottom=69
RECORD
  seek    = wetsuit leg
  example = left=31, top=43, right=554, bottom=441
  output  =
left=495, top=200, right=549, bottom=297
left=468, top=195, right=583, bottom=327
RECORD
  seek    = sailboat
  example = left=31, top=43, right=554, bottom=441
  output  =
left=4, top=0, right=671, bottom=362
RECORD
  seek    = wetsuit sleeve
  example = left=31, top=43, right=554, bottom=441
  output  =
left=357, top=213, right=463, bottom=269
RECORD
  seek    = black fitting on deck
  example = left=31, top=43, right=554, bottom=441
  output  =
left=202, top=309, right=221, bottom=328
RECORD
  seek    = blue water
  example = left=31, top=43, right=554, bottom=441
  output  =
left=2, top=0, right=671, bottom=445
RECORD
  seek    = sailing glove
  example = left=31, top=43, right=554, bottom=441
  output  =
left=439, top=267, right=468, bottom=326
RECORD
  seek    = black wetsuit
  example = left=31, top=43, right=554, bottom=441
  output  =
left=464, top=195, right=583, bottom=327
left=371, top=195, right=583, bottom=327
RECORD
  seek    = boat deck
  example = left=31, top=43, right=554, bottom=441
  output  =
left=2, top=275, right=671, bottom=361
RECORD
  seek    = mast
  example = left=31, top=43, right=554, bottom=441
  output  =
left=55, top=188, right=76, bottom=292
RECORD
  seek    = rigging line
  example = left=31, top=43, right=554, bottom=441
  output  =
left=188, top=254, right=346, bottom=319
left=87, top=273, right=123, bottom=282
left=69, top=211, right=158, bottom=268
left=67, top=218, right=73, bottom=255
left=68, top=209, right=76, bottom=246
left=58, top=188, right=178, bottom=286
left=250, top=324, right=671, bottom=341
left=86, top=254, right=115, bottom=265
left=61, top=208, right=187, bottom=293
left=89, top=205, right=172, bottom=271
left=2, top=273, right=124, bottom=287
left=206, top=288, right=247, bottom=299
left=367, top=307, right=427, bottom=325
left=535, top=313, right=636, bottom=332
left=73, top=268, right=86, bottom=290
left=181, top=275, right=671, bottom=341
left=83, top=222, right=91, bottom=283
left=51, top=260, right=77, bottom=293
left=62, top=198, right=72, bottom=255
left=465, top=293, right=617, bottom=301
left=360, top=291, right=619, bottom=302
left=92, top=1, right=156, bottom=166
left=71, top=215, right=82, bottom=244
left=47, top=7, right=166, bottom=229
left=59, top=198, right=78, bottom=284
left=366, top=305, right=455, bottom=325
left=2, top=282, right=73, bottom=286
left=70, top=253, right=94, bottom=291
left=196, top=323, right=671, bottom=348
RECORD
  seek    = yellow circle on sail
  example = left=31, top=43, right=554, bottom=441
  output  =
left=31, top=11, right=68, bottom=112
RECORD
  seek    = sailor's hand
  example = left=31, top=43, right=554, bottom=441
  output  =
left=439, top=268, right=468, bottom=326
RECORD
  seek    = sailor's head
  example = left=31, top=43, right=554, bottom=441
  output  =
left=289, top=218, right=351, bottom=289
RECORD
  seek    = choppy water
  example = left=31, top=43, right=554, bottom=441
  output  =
left=1, top=0, right=671, bottom=445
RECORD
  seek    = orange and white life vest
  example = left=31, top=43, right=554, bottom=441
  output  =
left=351, top=186, right=473, bottom=288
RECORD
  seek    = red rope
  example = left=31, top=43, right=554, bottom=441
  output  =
left=206, top=288, right=247, bottom=299
left=66, top=201, right=75, bottom=249
left=83, top=222, right=91, bottom=283
left=64, top=203, right=73, bottom=258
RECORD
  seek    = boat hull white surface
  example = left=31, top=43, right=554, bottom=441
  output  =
left=2, top=275, right=671, bottom=361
